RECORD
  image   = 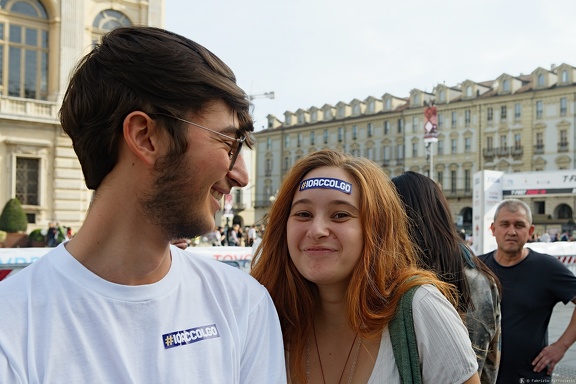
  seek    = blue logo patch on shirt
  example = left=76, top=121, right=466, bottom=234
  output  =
left=162, top=324, right=220, bottom=349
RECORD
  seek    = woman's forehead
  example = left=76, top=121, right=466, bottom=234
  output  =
left=295, top=167, right=358, bottom=198
left=304, top=166, right=351, bottom=181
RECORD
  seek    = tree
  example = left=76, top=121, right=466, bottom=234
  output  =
left=0, top=198, right=28, bottom=233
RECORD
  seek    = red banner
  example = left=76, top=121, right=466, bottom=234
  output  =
left=424, top=106, right=438, bottom=143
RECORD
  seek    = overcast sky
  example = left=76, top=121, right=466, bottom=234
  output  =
left=165, top=0, right=576, bottom=130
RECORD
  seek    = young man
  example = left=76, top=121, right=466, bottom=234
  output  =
left=479, top=199, right=576, bottom=384
left=0, top=27, right=286, bottom=383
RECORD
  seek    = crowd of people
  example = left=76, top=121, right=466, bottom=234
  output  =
left=189, top=223, right=264, bottom=247
left=531, top=230, right=575, bottom=242
left=0, top=25, right=575, bottom=384
left=220, top=223, right=262, bottom=247
left=46, top=222, right=73, bottom=247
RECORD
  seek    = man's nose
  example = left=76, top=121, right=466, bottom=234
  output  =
left=228, top=153, right=248, bottom=187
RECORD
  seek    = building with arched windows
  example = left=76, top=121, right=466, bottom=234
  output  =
left=0, top=0, right=162, bottom=231
left=254, top=64, right=576, bottom=237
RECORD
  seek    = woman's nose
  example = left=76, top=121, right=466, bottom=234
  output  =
left=307, top=217, right=330, bottom=240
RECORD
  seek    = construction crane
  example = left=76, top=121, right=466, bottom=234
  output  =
left=248, top=91, right=275, bottom=101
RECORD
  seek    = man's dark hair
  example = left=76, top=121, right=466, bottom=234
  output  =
left=59, top=26, right=253, bottom=189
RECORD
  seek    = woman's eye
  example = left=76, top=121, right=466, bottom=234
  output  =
left=333, top=212, right=351, bottom=219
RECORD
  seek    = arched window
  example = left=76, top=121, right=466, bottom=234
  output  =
left=555, top=204, right=573, bottom=220
left=92, top=9, right=131, bottom=45
left=537, top=73, right=544, bottom=87
left=0, top=0, right=47, bottom=17
left=0, top=0, right=49, bottom=99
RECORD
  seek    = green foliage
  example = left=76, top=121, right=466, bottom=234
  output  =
left=28, top=228, right=45, bottom=242
left=0, top=198, right=28, bottom=233
left=0, top=230, right=6, bottom=243
left=56, top=226, right=66, bottom=243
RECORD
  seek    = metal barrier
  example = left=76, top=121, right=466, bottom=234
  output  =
left=0, top=246, right=253, bottom=281
left=527, top=242, right=576, bottom=276
left=1, top=243, right=575, bottom=281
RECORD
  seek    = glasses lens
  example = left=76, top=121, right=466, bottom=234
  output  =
left=228, top=140, right=243, bottom=171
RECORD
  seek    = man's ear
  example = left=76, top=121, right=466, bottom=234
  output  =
left=490, top=222, right=496, bottom=235
left=123, top=111, right=163, bottom=166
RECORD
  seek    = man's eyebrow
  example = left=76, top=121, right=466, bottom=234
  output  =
left=218, top=126, right=241, bottom=136
left=498, top=219, right=527, bottom=225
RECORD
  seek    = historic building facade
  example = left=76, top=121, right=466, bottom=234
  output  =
left=0, top=0, right=163, bottom=231
left=254, top=64, right=576, bottom=235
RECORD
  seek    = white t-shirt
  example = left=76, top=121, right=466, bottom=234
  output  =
left=0, top=244, right=286, bottom=383
left=368, top=285, right=478, bottom=383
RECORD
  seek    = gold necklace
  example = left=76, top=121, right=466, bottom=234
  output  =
left=310, top=322, right=360, bottom=384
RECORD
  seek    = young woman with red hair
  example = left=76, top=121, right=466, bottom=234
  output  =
left=251, top=149, right=480, bottom=383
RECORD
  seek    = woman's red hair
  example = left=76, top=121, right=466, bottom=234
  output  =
left=251, top=149, right=454, bottom=383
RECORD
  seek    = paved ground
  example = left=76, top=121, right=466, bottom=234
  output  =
left=549, top=301, right=576, bottom=383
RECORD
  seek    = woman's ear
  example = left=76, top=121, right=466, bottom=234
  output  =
left=122, top=111, right=164, bottom=166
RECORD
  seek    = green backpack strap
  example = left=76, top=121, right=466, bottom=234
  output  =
left=389, top=285, right=422, bottom=384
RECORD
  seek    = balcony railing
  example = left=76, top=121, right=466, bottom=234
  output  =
left=511, top=145, right=523, bottom=159
left=0, top=96, right=58, bottom=122
left=446, top=189, right=473, bottom=198
left=497, top=146, right=509, bottom=157
left=534, top=144, right=544, bottom=154
left=233, top=202, right=246, bottom=211
left=558, top=142, right=569, bottom=152
left=483, top=148, right=495, bottom=161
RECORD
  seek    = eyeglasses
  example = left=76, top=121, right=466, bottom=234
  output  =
left=151, top=112, right=246, bottom=171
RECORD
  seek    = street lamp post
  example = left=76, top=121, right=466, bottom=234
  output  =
left=249, top=92, right=275, bottom=101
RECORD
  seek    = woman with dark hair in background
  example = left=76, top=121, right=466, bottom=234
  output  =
left=392, top=171, right=501, bottom=384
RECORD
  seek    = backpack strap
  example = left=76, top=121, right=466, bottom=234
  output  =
left=389, top=285, right=422, bottom=384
